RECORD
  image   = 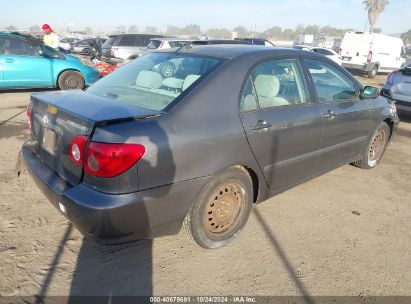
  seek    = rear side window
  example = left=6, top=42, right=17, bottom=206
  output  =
left=240, top=58, right=309, bottom=111
left=87, top=53, right=222, bottom=111
left=313, top=48, right=334, bottom=56
left=147, top=40, right=161, bottom=49
left=118, top=35, right=136, bottom=46
left=304, top=59, right=358, bottom=102
left=135, top=37, right=151, bottom=47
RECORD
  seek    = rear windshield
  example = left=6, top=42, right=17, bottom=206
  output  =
left=87, top=53, right=222, bottom=111
left=146, top=40, right=161, bottom=49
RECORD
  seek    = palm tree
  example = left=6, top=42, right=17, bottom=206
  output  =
left=363, top=0, right=389, bottom=32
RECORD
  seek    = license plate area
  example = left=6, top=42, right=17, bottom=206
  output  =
left=42, top=127, right=58, bottom=155
left=342, top=57, right=351, bottom=61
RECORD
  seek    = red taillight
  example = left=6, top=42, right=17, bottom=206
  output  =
left=338, top=48, right=342, bottom=56
left=69, top=135, right=89, bottom=166
left=84, top=142, right=145, bottom=178
left=26, top=103, right=33, bottom=131
left=367, top=51, right=373, bottom=63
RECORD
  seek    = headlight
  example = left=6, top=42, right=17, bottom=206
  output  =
left=80, top=58, right=94, bottom=67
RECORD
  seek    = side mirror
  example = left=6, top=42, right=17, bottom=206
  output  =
left=360, top=86, right=380, bottom=99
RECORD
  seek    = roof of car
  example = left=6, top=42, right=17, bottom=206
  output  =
left=150, top=37, right=194, bottom=41
left=0, top=32, right=43, bottom=44
left=156, top=44, right=305, bottom=60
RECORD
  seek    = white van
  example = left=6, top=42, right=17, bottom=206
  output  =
left=340, top=31, right=407, bottom=78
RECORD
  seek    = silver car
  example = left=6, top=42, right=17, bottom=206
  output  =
left=102, top=34, right=163, bottom=64
left=141, top=38, right=193, bottom=56
left=382, top=62, right=411, bottom=113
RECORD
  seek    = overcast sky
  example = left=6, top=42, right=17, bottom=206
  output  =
left=1, top=0, right=410, bottom=34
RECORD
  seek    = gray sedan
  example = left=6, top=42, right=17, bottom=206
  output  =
left=382, top=63, right=411, bottom=113
left=20, top=46, right=399, bottom=249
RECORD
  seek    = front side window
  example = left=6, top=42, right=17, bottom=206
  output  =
left=87, top=53, right=222, bottom=111
left=304, top=59, right=358, bottom=102
left=146, top=40, right=161, bottom=49
left=240, top=58, right=309, bottom=111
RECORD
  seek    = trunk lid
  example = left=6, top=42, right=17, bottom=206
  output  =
left=29, top=90, right=160, bottom=185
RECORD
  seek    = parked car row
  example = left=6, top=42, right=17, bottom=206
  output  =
left=292, top=45, right=342, bottom=65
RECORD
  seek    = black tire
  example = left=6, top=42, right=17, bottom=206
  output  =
left=58, top=70, right=85, bottom=90
left=159, top=61, right=176, bottom=78
left=353, top=122, right=390, bottom=169
left=367, top=65, right=378, bottom=78
left=184, top=167, right=253, bottom=249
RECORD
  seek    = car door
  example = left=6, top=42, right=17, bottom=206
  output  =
left=1, top=37, right=53, bottom=88
left=240, top=57, right=323, bottom=194
left=303, top=58, right=371, bottom=172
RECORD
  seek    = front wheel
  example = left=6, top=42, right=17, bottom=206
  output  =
left=353, top=122, right=390, bottom=169
left=184, top=167, right=253, bottom=249
left=58, top=70, right=85, bottom=90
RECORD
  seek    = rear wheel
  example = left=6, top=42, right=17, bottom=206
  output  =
left=367, top=65, right=378, bottom=78
left=184, top=167, right=253, bottom=249
left=353, top=122, right=390, bottom=169
left=58, top=70, right=85, bottom=90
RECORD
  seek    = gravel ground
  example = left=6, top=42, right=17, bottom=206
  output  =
left=0, top=75, right=410, bottom=299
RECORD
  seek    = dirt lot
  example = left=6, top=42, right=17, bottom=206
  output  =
left=0, top=75, right=410, bottom=299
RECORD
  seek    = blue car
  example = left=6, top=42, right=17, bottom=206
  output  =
left=0, top=32, right=100, bottom=90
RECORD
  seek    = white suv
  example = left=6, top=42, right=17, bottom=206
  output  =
left=141, top=38, right=193, bottom=56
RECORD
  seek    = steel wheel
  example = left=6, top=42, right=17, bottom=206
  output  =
left=183, top=167, right=253, bottom=249
left=203, top=181, right=245, bottom=239
left=368, top=128, right=387, bottom=166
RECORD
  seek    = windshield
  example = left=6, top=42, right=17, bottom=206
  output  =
left=87, top=53, right=222, bottom=111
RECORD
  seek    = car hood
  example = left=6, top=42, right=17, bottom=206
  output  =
left=64, top=54, right=81, bottom=62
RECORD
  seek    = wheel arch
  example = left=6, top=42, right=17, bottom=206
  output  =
left=234, top=165, right=263, bottom=204
left=383, top=117, right=394, bottom=140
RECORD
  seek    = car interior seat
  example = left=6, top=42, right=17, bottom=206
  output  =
left=254, top=74, right=289, bottom=108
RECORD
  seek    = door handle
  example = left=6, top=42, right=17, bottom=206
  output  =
left=323, top=110, right=337, bottom=120
left=4, top=59, right=15, bottom=63
left=251, top=120, right=272, bottom=131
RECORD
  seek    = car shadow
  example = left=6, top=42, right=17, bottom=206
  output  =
left=253, top=208, right=314, bottom=303
left=33, top=111, right=175, bottom=301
